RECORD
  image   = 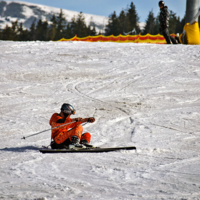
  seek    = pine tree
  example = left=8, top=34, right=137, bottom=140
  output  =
left=168, top=10, right=177, bottom=34
left=127, top=2, right=140, bottom=34
left=29, top=19, right=36, bottom=41
left=118, top=10, right=129, bottom=34
left=49, top=14, right=57, bottom=40
left=70, top=12, right=91, bottom=37
left=11, top=20, right=19, bottom=40
left=76, top=12, right=88, bottom=37
left=18, top=22, right=29, bottom=41
left=35, top=19, right=43, bottom=40
left=175, top=16, right=183, bottom=34
left=88, top=17, right=97, bottom=36
left=105, top=11, right=119, bottom=36
left=88, top=25, right=97, bottom=36
left=143, top=10, right=155, bottom=35
left=0, top=25, right=13, bottom=40
left=154, top=14, right=160, bottom=34
left=180, top=15, right=186, bottom=33
left=42, top=20, right=49, bottom=41
left=35, top=19, right=49, bottom=41
left=63, top=23, right=74, bottom=39
left=55, top=9, right=67, bottom=40
left=18, top=22, right=24, bottom=41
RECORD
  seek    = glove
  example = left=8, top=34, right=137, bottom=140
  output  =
left=88, top=117, right=95, bottom=123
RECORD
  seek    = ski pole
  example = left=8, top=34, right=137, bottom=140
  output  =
left=21, top=121, right=76, bottom=140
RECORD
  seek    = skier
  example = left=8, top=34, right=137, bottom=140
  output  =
left=49, top=103, right=95, bottom=149
left=158, top=1, right=178, bottom=44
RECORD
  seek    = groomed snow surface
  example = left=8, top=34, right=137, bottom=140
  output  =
left=0, top=41, right=200, bottom=200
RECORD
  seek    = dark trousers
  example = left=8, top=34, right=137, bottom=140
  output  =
left=51, top=138, right=71, bottom=149
left=161, top=28, right=178, bottom=44
left=161, top=28, right=171, bottom=44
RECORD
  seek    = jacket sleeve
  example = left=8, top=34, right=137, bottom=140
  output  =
left=49, top=113, right=81, bottom=129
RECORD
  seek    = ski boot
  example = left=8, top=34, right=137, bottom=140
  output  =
left=80, top=139, right=94, bottom=148
left=69, top=136, right=85, bottom=149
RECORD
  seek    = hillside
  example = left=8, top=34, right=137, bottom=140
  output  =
left=0, top=1, right=146, bottom=34
left=0, top=1, right=109, bottom=32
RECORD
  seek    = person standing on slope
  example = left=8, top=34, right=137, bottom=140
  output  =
left=49, top=103, right=95, bottom=149
left=159, top=1, right=177, bottom=44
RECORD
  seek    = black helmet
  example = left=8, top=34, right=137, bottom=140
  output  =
left=159, top=1, right=164, bottom=6
left=61, top=103, right=76, bottom=115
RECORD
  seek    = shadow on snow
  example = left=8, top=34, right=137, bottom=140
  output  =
left=0, top=146, right=40, bottom=152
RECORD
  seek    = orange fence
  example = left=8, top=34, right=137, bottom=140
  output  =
left=59, top=33, right=176, bottom=44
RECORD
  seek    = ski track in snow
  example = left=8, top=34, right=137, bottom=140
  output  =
left=0, top=41, right=200, bottom=200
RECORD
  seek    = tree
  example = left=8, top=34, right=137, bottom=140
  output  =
left=175, top=16, right=183, bottom=34
left=168, top=10, right=177, bottom=34
left=55, top=9, right=67, bottom=40
left=11, top=20, right=19, bottom=40
left=18, top=22, right=29, bottom=41
left=67, top=12, right=96, bottom=38
left=35, top=19, right=49, bottom=41
left=88, top=25, right=97, bottom=36
left=105, top=11, right=119, bottom=36
left=74, top=12, right=88, bottom=37
left=154, top=14, right=161, bottom=34
left=179, top=15, right=186, bottom=34
left=127, top=2, right=140, bottom=34
left=143, top=10, right=156, bottom=35
left=0, top=25, right=13, bottom=40
left=49, top=14, right=57, bottom=40
left=62, top=23, right=74, bottom=39
left=118, top=10, right=129, bottom=34
left=105, top=2, right=141, bottom=36
left=29, top=19, right=36, bottom=41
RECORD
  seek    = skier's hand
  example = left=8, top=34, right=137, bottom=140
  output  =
left=88, top=117, right=95, bottom=123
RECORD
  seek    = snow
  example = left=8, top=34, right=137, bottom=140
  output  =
left=22, top=4, right=36, bottom=18
left=0, top=41, right=200, bottom=200
left=3, top=1, right=109, bottom=32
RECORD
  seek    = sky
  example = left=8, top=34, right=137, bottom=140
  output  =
left=4, top=0, right=197, bottom=22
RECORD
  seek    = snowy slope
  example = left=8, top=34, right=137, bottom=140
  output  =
left=0, top=41, right=200, bottom=200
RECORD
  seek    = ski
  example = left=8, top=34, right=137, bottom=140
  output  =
left=39, top=146, right=136, bottom=153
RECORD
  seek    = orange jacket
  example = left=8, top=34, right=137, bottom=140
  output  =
left=49, top=113, right=81, bottom=140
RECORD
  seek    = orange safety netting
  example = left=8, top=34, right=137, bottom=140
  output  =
left=58, top=33, right=176, bottom=44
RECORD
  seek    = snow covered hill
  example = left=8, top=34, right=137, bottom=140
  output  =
left=0, top=41, right=200, bottom=199
left=0, top=0, right=109, bottom=32
left=0, top=1, right=145, bottom=33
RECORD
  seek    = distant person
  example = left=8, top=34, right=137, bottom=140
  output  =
left=49, top=103, right=95, bottom=149
left=159, top=1, right=178, bottom=44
